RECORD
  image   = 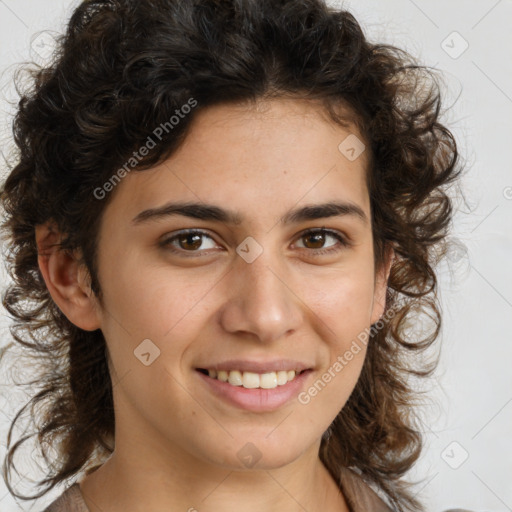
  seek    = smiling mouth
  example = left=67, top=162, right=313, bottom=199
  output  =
left=196, top=368, right=309, bottom=390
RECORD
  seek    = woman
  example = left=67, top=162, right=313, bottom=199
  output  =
left=0, top=0, right=466, bottom=510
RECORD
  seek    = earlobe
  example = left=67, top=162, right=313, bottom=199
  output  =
left=35, top=221, right=101, bottom=332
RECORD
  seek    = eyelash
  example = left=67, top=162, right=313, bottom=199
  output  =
left=159, top=228, right=350, bottom=258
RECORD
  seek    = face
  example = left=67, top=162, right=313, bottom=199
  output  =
left=86, top=98, right=392, bottom=472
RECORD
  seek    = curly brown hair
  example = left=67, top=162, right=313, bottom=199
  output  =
left=0, top=0, right=463, bottom=510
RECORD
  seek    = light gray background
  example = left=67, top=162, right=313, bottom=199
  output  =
left=0, top=0, right=511, bottom=511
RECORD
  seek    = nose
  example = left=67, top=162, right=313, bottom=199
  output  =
left=218, top=248, right=303, bottom=344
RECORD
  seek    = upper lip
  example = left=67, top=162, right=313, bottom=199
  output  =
left=196, top=359, right=313, bottom=373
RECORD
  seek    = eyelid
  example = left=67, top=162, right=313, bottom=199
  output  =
left=295, top=226, right=350, bottom=243
left=293, top=227, right=352, bottom=251
left=158, top=228, right=219, bottom=254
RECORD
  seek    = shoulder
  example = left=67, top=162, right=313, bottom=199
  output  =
left=339, top=466, right=396, bottom=512
left=41, top=483, right=90, bottom=512
left=339, top=467, right=477, bottom=512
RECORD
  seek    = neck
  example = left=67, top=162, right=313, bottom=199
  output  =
left=79, top=439, right=349, bottom=512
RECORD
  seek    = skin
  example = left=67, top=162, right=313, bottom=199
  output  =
left=36, top=98, right=394, bottom=512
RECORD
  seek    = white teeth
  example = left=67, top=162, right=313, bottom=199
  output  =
left=260, top=372, right=278, bottom=389
left=228, top=370, right=243, bottom=386
left=204, top=369, right=301, bottom=389
left=217, top=370, right=229, bottom=382
left=276, top=370, right=288, bottom=385
left=242, top=372, right=260, bottom=389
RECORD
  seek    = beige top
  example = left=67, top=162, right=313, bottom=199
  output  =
left=42, top=466, right=394, bottom=512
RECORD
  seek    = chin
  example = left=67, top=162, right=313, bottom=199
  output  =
left=201, top=431, right=315, bottom=471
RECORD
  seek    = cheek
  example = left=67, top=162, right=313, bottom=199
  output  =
left=94, top=253, right=222, bottom=401
left=100, top=248, right=219, bottom=337
left=310, top=267, right=376, bottom=336
left=301, top=269, right=373, bottom=403
left=301, top=348, right=366, bottom=434
left=295, top=310, right=369, bottom=439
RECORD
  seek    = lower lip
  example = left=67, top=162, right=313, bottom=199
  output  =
left=195, top=369, right=313, bottom=412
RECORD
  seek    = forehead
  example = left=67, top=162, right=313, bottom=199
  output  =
left=102, top=98, right=370, bottom=229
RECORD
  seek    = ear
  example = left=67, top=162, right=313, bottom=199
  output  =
left=35, top=221, right=101, bottom=331
left=370, top=244, right=395, bottom=325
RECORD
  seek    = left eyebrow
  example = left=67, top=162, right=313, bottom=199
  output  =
left=131, top=200, right=369, bottom=226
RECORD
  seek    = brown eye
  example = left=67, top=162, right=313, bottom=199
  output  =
left=295, top=229, right=349, bottom=255
left=160, top=230, right=218, bottom=256
left=177, top=232, right=203, bottom=251
left=302, top=231, right=328, bottom=249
